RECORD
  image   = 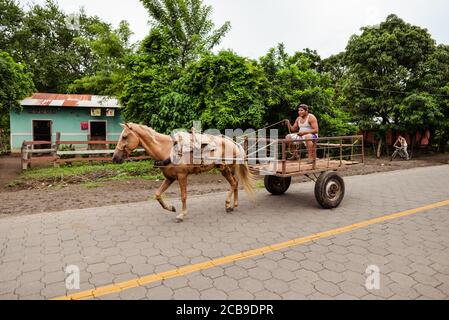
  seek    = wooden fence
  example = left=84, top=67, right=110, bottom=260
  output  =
left=21, top=133, right=149, bottom=170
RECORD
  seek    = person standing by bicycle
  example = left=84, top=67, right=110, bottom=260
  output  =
left=393, top=135, right=409, bottom=160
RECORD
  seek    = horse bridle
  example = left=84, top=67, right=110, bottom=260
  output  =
left=117, top=129, right=139, bottom=157
left=117, top=126, right=172, bottom=166
left=116, top=144, right=131, bottom=158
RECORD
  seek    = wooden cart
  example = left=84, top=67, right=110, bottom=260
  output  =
left=244, top=135, right=364, bottom=208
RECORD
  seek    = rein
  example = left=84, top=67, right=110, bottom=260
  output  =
left=131, top=121, right=287, bottom=168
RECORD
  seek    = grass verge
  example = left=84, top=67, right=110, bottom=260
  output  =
left=8, top=160, right=163, bottom=189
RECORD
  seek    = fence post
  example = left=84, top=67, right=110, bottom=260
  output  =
left=340, top=139, right=343, bottom=166
left=361, top=135, right=365, bottom=164
left=53, top=132, right=61, bottom=167
left=281, top=141, right=286, bottom=174
left=21, top=141, right=29, bottom=170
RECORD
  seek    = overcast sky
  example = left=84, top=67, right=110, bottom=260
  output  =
left=19, top=0, right=449, bottom=59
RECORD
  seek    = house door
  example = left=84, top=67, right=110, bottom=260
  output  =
left=32, top=120, right=52, bottom=149
left=90, top=121, right=106, bottom=141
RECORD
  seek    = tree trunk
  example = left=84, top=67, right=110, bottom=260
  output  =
left=376, top=138, right=382, bottom=159
left=440, top=132, right=449, bottom=152
left=385, top=131, right=390, bottom=157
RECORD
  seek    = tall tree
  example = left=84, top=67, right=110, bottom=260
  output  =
left=260, top=44, right=356, bottom=137
left=1, top=0, right=132, bottom=94
left=0, top=0, right=23, bottom=50
left=342, top=14, right=436, bottom=150
left=0, top=51, right=35, bottom=129
left=140, top=0, right=231, bottom=67
left=181, top=50, right=267, bottom=130
left=68, top=20, right=133, bottom=95
left=121, top=28, right=185, bottom=132
left=406, top=44, right=449, bottom=151
left=1, top=0, right=94, bottom=92
left=121, top=45, right=267, bottom=132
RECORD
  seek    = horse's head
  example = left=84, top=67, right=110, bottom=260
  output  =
left=112, top=123, right=140, bottom=164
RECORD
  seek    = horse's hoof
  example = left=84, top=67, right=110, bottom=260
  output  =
left=175, top=213, right=185, bottom=222
left=226, top=207, right=234, bottom=213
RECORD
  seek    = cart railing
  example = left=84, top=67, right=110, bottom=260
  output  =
left=243, top=135, right=364, bottom=176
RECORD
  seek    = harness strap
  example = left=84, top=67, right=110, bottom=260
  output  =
left=154, top=158, right=172, bottom=167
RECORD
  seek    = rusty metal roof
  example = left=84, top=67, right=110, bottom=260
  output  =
left=20, top=93, right=122, bottom=108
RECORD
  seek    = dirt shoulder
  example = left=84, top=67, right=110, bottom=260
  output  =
left=1, top=153, right=448, bottom=218
left=0, top=155, right=21, bottom=189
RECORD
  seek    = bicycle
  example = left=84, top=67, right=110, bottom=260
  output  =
left=391, top=146, right=410, bottom=161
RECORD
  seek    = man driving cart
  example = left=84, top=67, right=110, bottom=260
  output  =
left=284, top=104, right=319, bottom=162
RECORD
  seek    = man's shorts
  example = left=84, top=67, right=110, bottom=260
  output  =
left=286, top=133, right=318, bottom=141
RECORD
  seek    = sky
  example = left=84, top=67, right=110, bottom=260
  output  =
left=18, top=0, right=449, bottom=59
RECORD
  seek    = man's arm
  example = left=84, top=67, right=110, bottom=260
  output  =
left=286, top=118, right=299, bottom=132
left=291, top=118, right=299, bottom=132
left=393, top=139, right=399, bottom=148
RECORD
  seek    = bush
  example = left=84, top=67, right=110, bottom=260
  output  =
left=59, top=144, right=75, bottom=159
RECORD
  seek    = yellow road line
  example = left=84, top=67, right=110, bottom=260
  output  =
left=53, top=199, right=449, bottom=300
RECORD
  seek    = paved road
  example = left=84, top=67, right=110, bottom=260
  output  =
left=1, top=165, right=449, bottom=300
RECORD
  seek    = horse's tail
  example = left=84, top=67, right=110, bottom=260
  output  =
left=236, top=163, right=256, bottom=202
left=225, top=138, right=255, bottom=201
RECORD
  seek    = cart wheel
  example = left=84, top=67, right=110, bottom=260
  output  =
left=264, top=175, right=291, bottom=195
left=314, top=171, right=345, bottom=209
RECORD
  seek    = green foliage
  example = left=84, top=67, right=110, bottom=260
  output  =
left=58, top=144, right=75, bottom=159
left=412, top=45, right=449, bottom=149
left=337, top=14, right=448, bottom=151
left=120, top=28, right=185, bottom=133
left=260, top=43, right=357, bottom=136
left=2, top=0, right=447, bottom=152
left=122, top=49, right=267, bottom=132
left=1, top=0, right=90, bottom=92
left=181, top=50, right=267, bottom=130
left=140, top=0, right=231, bottom=67
left=0, top=50, right=35, bottom=129
left=10, top=160, right=163, bottom=188
left=68, top=20, right=134, bottom=95
left=342, top=14, right=436, bottom=132
left=1, top=0, right=132, bottom=95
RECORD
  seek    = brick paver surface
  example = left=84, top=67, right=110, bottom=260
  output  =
left=1, top=165, right=448, bottom=300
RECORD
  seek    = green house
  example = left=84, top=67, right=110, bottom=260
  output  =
left=10, top=93, right=124, bottom=153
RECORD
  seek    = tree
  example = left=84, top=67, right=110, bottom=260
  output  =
left=140, top=0, right=231, bottom=67
left=181, top=50, right=267, bottom=130
left=260, top=44, right=356, bottom=137
left=321, top=52, right=347, bottom=86
left=407, top=44, right=449, bottom=151
left=0, top=0, right=23, bottom=51
left=342, top=14, right=436, bottom=153
left=1, top=0, right=132, bottom=94
left=1, top=0, right=94, bottom=92
left=0, top=51, right=35, bottom=130
left=121, top=46, right=267, bottom=132
left=120, top=28, right=186, bottom=132
left=68, top=20, right=134, bottom=95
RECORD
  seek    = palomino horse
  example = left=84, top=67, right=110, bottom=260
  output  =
left=112, top=123, right=255, bottom=222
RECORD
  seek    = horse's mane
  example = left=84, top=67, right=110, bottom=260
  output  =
left=129, top=123, right=159, bottom=144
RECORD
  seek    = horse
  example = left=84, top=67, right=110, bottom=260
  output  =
left=112, top=123, right=255, bottom=222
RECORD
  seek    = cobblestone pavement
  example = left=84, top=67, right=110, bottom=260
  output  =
left=0, top=165, right=448, bottom=300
